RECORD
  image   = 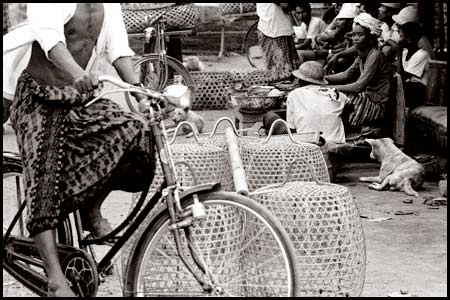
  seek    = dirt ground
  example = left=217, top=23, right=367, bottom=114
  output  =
left=3, top=54, right=447, bottom=297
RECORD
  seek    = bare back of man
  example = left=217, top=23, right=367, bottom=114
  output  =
left=26, top=3, right=104, bottom=87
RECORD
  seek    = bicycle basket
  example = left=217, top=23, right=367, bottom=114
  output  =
left=251, top=161, right=365, bottom=297
left=121, top=3, right=199, bottom=34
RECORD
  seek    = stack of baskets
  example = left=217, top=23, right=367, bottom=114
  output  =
left=242, top=121, right=366, bottom=296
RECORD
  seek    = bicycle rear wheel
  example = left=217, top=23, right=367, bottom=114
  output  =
left=3, top=158, right=73, bottom=297
left=243, top=21, right=265, bottom=70
left=125, top=54, right=196, bottom=115
left=125, top=191, right=299, bottom=297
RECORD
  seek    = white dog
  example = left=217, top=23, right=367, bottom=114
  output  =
left=359, top=138, right=425, bottom=197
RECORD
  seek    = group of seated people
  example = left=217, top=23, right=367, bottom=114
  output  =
left=256, top=3, right=433, bottom=145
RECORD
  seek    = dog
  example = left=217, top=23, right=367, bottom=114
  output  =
left=172, top=107, right=205, bottom=137
left=182, top=56, right=205, bottom=72
left=359, top=138, right=425, bottom=197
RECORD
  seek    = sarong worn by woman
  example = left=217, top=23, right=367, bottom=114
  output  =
left=10, top=71, right=155, bottom=237
left=259, top=32, right=300, bottom=82
left=256, top=3, right=299, bottom=83
left=326, top=48, right=391, bottom=130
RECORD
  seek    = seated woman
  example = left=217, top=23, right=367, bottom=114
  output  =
left=292, top=3, right=326, bottom=51
left=396, top=22, right=430, bottom=109
left=263, top=61, right=347, bottom=144
left=324, top=13, right=391, bottom=135
left=297, top=3, right=358, bottom=66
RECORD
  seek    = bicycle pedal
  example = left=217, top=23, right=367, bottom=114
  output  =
left=101, top=264, right=115, bottom=277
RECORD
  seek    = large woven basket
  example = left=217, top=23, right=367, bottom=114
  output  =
left=251, top=160, right=365, bottom=297
left=190, top=71, right=235, bottom=110
left=121, top=3, right=199, bottom=34
left=241, top=131, right=330, bottom=191
left=122, top=138, right=234, bottom=277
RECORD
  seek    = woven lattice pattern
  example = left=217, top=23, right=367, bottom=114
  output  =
left=125, top=202, right=291, bottom=296
left=190, top=71, right=235, bottom=110
left=138, top=204, right=244, bottom=296
left=121, top=4, right=199, bottom=34
left=220, top=3, right=257, bottom=15
left=252, top=182, right=365, bottom=297
left=230, top=71, right=249, bottom=82
left=189, top=70, right=273, bottom=111
left=241, top=136, right=330, bottom=191
left=122, top=142, right=234, bottom=276
left=242, top=70, right=271, bottom=86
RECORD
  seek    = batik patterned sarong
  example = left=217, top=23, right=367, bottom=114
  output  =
left=258, top=30, right=300, bottom=83
left=10, top=71, right=154, bottom=237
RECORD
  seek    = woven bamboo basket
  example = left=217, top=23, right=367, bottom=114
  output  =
left=121, top=3, right=199, bottom=34
left=220, top=3, right=257, bottom=15
left=122, top=124, right=235, bottom=286
left=250, top=159, right=366, bottom=297
left=190, top=71, right=235, bottom=110
left=242, top=70, right=271, bottom=86
left=240, top=120, right=330, bottom=191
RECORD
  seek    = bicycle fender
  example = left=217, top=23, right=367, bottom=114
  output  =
left=179, top=182, right=221, bottom=199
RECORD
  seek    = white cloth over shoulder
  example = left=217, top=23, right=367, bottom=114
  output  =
left=257, top=3, right=293, bottom=38
left=3, top=3, right=134, bottom=100
left=286, top=85, right=347, bottom=143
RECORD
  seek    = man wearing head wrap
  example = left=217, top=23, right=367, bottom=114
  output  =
left=378, top=3, right=403, bottom=61
left=325, top=13, right=391, bottom=136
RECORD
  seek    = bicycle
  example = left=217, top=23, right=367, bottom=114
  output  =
left=124, top=10, right=196, bottom=115
left=3, top=76, right=300, bottom=297
left=243, top=11, right=301, bottom=71
left=243, top=20, right=264, bottom=70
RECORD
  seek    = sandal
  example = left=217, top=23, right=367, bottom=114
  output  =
left=82, top=216, right=113, bottom=239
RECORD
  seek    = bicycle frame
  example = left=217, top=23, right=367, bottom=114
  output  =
left=3, top=78, right=219, bottom=295
left=142, top=16, right=169, bottom=90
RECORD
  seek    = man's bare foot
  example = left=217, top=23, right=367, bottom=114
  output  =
left=48, top=279, right=77, bottom=297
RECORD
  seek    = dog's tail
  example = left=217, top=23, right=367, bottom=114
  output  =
left=403, top=180, right=419, bottom=197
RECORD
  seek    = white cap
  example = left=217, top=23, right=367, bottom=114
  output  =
left=392, top=6, right=419, bottom=25
left=381, top=3, right=402, bottom=9
left=336, top=3, right=359, bottom=19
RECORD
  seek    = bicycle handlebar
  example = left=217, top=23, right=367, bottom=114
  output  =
left=85, top=75, right=165, bottom=108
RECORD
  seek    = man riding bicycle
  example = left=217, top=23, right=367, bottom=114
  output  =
left=3, top=4, right=154, bottom=296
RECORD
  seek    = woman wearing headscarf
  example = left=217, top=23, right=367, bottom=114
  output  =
left=324, top=13, right=391, bottom=134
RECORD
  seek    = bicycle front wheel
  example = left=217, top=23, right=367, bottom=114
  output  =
left=125, top=54, right=196, bottom=114
left=125, top=191, right=298, bottom=297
